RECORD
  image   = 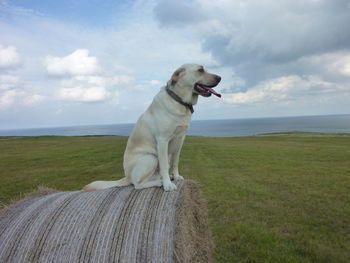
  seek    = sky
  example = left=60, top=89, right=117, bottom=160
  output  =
left=1, top=0, right=350, bottom=129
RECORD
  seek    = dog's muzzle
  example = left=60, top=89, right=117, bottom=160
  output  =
left=194, top=75, right=222, bottom=97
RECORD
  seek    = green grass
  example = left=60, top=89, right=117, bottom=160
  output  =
left=1, top=133, right=350, bottom=262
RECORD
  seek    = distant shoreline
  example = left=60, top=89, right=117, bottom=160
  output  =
left=1, top=131, right=350, bottom=140
left=1, top=115, right=350, bottom=137
left=2, top=113, right=350, bottom=132
left=0, top=135, right=121, bottom=139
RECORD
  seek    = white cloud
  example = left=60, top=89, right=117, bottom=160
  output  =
left=67, top=74, right=133, bottom=87
left=0, top=73, right=44, bottom=108
left=0, top=45, right=21, bottom=69
left=111, top=75, right=134, bottom=85
left=58, top=76, right=108, bottom=102
left=295, top=51, right=350, bottom=80
left=0, top=74, right=20, bottom=90
left=56, top=73, right=133, bottom=103
left=329, top=54, right=350, bottom=77
left=45, top=49, right=134, bottom=103
left=22, top=94, right=44, bottom=105
left=223, top=75, right=344, bottom=104
left=58, top=86, right=108, bottom=102
left=0, top=89, right=44, bottom=108
left=0, top=89, right=17, bottom=107
left=129, top=84, right=146, bottom=91
left=45, top=49, right=100, bottom=76
left=341, top=63, right=350, bottom=76
left=149, top=79, right=161, bottom=86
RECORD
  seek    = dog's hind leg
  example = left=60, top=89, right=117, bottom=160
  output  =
left=130, top=154, right=162, bottom=189
left=134, top=178, right=162, bottom=189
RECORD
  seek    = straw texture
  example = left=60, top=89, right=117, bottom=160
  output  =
left=0, top=180, right=212, bottom=263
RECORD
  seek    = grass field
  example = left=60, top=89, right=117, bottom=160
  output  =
left=0, top=133, right=349, bottom=262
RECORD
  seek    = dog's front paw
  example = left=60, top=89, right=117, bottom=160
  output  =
left=173, top=174, right=184, bottom=181
left=163, top=181, right=177, bottom=191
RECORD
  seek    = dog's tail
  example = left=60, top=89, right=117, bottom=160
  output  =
left=82, top=177, right=131, bottom=191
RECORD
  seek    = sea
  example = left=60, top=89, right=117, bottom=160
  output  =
left=1, top=114, right=350, bottom=137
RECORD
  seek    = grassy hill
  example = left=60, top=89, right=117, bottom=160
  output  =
left=1, top=133, right=349, bottom=262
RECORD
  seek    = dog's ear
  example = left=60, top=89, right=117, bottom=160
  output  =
left=170, top=68, right=185, bottom=86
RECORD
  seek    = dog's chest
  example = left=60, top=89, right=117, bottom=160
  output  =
left=173, top=125, right=188, bottom=135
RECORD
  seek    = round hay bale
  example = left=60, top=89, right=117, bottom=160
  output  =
left=0, top=180, right=212, bottom=263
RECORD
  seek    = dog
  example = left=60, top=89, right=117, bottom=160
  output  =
left=82, top=64, right=221, bottom=192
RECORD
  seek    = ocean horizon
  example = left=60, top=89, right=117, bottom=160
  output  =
left=1, top=114, right=350, bottom=137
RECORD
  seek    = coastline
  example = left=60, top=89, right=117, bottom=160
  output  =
left=1, top=131, right=350, bottom=140
left=1, top=114, right=350, bottom=137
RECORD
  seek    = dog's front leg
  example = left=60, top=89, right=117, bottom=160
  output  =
left=169, top=135, right=185, bottom=181
left=157, top=137, right=177, bottom=191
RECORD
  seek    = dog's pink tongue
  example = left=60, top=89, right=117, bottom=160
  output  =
left=208, top=88, right=222, bottom=98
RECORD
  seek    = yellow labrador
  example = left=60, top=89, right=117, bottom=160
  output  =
left=83, top=64, right=221, bottom=191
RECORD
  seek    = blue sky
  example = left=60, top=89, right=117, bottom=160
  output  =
left=1, top=0, right=350, bottom=129
left=8, top=0, right=131, bottom=26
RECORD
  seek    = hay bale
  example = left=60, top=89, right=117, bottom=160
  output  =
left=0, top=186, right=59, bottom=219
left=0, top=180, right=212, bottom=263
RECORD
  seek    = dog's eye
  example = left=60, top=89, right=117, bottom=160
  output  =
left=198, top=68, right=204, bottom=73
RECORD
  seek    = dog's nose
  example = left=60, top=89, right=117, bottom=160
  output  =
left=216, top=75, right=221, bottom=83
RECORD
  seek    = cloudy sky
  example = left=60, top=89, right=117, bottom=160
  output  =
left=1, top=0, right=350, bottom=129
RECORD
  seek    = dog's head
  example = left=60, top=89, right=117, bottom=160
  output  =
left=168, top=64, right=221, bottom=99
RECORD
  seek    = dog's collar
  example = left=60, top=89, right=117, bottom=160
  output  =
left=165, top=85, right=194, bottom=114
